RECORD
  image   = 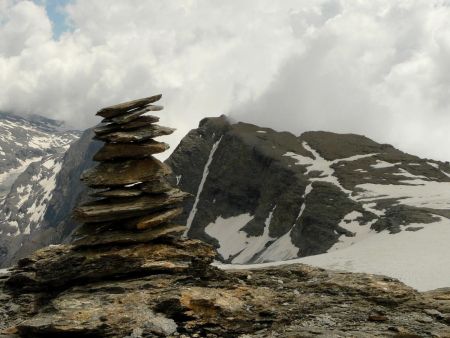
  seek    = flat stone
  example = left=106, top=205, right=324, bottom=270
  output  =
left=125, top=207, right=184, bottom=230
left=72, top=224, right=186, bottom=247
left=94, top=125, right=175, bottom=143
left=90, top=188, right=143, bottom=198
left=73, top=189, right=189, bottom=222
left=107, top=105, right=163, bottom=125
left=80, top=158, right=171, bottom=187
left=96, top=94, right=162, bottom=118
left=94, top=115, right=160, bottom=135
left=93, top=141, right=169, bottom=161
left=139, top=179, right=172, bottom=194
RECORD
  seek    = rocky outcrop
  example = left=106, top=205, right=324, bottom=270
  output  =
left=1, top=259, right=450, bottom=337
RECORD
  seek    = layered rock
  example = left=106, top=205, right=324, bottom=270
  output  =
left=72, top=94, right=188, bottom=235
left=1, top=260, right=450, bottom=337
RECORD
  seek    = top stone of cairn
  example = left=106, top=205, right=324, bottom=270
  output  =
left=96, top=93, right=163, bottom=119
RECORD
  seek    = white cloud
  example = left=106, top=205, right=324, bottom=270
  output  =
left=0, top=0, right=449, bottom=161
left=234, top=0, right=450, bottom=161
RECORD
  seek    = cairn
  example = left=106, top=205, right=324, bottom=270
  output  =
left=5, top=94, right=216, bottom=295
left=73, top=94, right=188, bottom=245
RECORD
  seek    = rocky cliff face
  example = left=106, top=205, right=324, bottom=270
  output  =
left=167, top=116, right=450, bottom=267
left=0, top=113, right=81, bottom=267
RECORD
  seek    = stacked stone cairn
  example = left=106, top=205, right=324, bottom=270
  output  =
left=5, top=94, right=216, bottom=296
left=72, top=93, right=189, bottom=244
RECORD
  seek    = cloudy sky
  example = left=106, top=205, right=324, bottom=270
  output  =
left=1, top=0, right=449, bottom=161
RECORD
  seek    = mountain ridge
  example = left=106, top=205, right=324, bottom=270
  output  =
left=0, top=112, right=81, bottom=266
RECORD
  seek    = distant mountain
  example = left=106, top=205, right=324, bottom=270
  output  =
left=167, top=116, right=450, bottom=289
left=0, top=112, right=82, bottom=266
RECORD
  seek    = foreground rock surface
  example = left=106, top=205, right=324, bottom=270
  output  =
left=1, top=252, right=449, bottom=337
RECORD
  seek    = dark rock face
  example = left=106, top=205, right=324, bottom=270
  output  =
left=167, top=116, right=450, bottom=264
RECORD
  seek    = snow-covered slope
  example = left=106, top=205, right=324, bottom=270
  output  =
left=167, top=117, right=450, bottom=290
left=217, top=217, right=450, bottom=291
left=0, top=112, right=80, bottom=266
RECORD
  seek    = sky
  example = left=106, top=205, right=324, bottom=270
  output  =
left=0, top=0, right=449, bottom=161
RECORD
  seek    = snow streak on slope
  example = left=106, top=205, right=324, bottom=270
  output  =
left=185, top=137, right=223, bottom=234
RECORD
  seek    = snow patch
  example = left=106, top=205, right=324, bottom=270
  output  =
left=185, top=137, right=223, bottom=233
left=231, top=206, right=276, bottom=264
left=370, top=160, right=398, bottom=169
left=329, top=211, right=377, bottom=251
left=216, top=217, right=450, bottom=291
left=204, top=213, right=254, bottom=261
left=356, top=180, right=450, bottom=210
